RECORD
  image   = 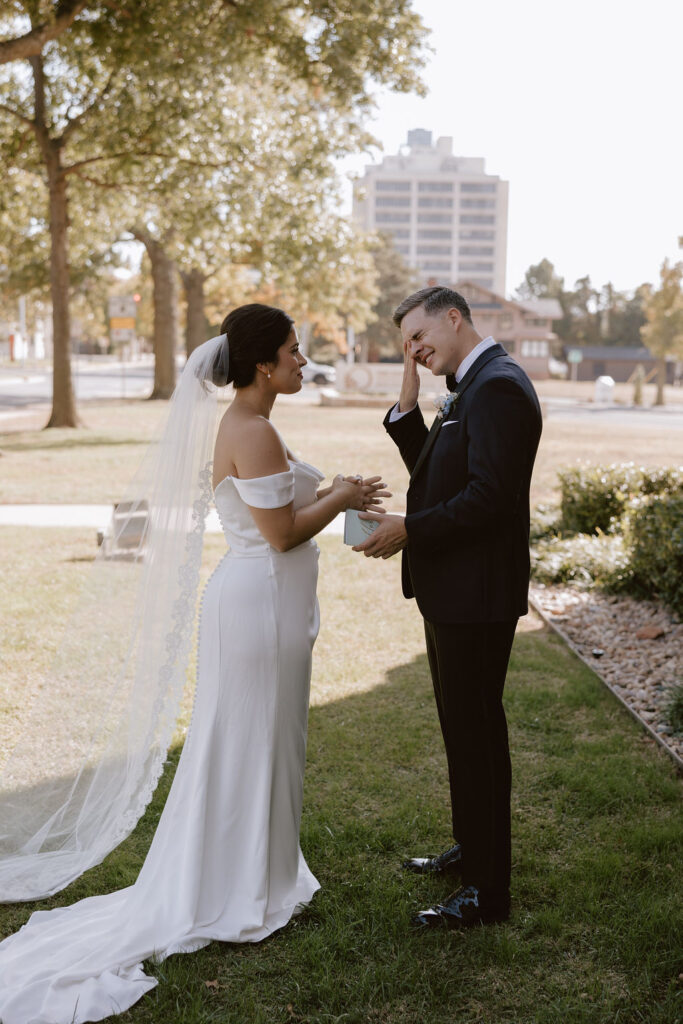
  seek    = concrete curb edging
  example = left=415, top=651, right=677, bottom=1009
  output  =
left=528, top=595, right=683, bottom=774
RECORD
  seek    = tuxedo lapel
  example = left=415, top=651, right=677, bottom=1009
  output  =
left=409, top=413, right=443, bottom=482
left=410, top=344, right=507, bottom=483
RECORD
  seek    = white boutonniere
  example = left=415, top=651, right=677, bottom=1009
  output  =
left=434, top=391, right=460, bottom=420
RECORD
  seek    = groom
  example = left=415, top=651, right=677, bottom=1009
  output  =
left=354, top=286, right=542, bottom=930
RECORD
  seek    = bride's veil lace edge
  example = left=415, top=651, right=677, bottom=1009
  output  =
left=0, top=334, right=227, bottom=903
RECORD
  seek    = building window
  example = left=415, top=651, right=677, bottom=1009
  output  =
left=460, top=182, right=497, bottom=193
left=417, top=245, right=452, bottom=255
left=419, top=260, right=452, bottom=271
left=460, top=229, right=494, bottom=240
left=418, top=229, right=452, bottom=239
left=386, top=228, right=410, bottom=238
left=396, top=246, right=410, bottom=256
left=375, top=212, right=410, bottom=223
left=417, top=212, right=453, bottom=224
left=460, top=215, right=495, bottom=225
left=520, top=340, right=549, bottom=358
left=418, top=181, right=454, bottom=192
left=524, top=317, right=549, bottom=327
left=417, top=197, right=454, bottom=208
left=465, top=278, right=494, bottom=289
left=498, top=314, right=513, bottom=330
left=376, top=196, right=411, bottom=207
left=500, top=340, right=516, bottom=354
left=375, top=180, right=411, bottom=191
left=459, top=261, right=494, bottom=273
left=461, top=198, right=496, bottom=209
left=459, top=246, right=494, bottom=256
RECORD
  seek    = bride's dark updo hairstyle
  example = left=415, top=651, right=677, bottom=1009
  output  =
left=211, top=303, right=294, bottom=388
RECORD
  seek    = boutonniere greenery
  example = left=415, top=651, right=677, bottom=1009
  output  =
left=434, top=391, right=461, bottom=421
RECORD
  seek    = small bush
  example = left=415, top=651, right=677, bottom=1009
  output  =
left=535, top=464, right=683, bottom=617
left=531, top=533, right=632, bottom=590
left=664, top=683, right=683, bottom=733
left=558, top=463, right=642, bottom=535
left=626, top=492, right=683, bottom=618
left=529, top=503, right=561, bottom=543
left=639, top=465, right=683, bottom=497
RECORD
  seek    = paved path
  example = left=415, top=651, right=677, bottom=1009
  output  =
left=0, top=504, right=345, bottom=536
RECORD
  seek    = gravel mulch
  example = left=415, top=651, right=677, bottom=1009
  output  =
left=529, top=584, right=682, bottom=767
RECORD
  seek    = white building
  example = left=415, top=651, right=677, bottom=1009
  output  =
left=353, top=129, right=508, bottom=295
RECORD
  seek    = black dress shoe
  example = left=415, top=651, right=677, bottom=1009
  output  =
left=403, top=843, right=462, bottom=876
left=411, top=885, right=510, bottom=930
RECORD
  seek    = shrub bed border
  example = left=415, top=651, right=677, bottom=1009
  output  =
left=528, top=592, right=683, bottom=773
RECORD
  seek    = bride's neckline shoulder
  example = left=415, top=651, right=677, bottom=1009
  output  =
left=213, top=458, right=323, bottom=496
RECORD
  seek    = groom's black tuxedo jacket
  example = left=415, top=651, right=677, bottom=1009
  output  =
left=384, top=344, right=542, bottom=625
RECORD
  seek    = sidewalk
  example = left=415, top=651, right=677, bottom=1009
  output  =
left=0, top=504, right=345, bottom=536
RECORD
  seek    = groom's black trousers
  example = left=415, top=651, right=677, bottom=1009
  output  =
left=423, top=617, right=517, bottom=907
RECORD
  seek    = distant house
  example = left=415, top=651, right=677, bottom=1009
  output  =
left=455, top=281, right=562, bottom=380
left=564, top=345, right=675, bottom=384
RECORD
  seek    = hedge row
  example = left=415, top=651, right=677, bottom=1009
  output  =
left=531, top=464, right=683, bottom=618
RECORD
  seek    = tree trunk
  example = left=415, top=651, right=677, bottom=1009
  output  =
left=42, top=118, right=78, bottom=426
left=181, top=268, right=208, bottom=356
left=134, top=231, right=179, bottom=399
left=654, top=356, right=666, bottom=406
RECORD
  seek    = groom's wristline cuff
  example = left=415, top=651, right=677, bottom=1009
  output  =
left=389, top=401, right=417, bottom=422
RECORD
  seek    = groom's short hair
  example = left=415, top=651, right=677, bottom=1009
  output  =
left=393, top=287, right=473, bottom=328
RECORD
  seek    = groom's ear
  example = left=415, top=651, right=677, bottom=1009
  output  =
left=446, top=307, right=463, bottom=330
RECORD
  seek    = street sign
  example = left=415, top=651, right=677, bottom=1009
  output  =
left=110, top=317, right=136, bottom=330
left=108, top=296, right=138, bottom=319
left=567, top=349, right=583, bottom=364
left=111, top=327, right=136, bottom=344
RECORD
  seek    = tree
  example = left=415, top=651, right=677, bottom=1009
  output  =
left=514, top=257, right=564, bottom=301
left=640, top=259, right=683, bottom=406
left=1, top=0, right=428, bottom=424
left=356, top=233, right=419, bottom=361
left=514, top=260, right=650, bottom=350
left=0, top=0, right=89, bottom=64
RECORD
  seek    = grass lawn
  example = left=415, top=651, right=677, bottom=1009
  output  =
left=1, top=527, right=681, bottom=1023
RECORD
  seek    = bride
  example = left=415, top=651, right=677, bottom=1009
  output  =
left=0, top=303, right=387, bottom=1023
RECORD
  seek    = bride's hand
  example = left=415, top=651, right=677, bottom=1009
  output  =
left=344, top=475, right=393, bottom=516
left=342, top=474, right=392, bottom=512
left=330, top=473, right=365, bottom=510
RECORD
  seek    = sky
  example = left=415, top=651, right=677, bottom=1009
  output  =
left=339, top=0, right=683, bottom=297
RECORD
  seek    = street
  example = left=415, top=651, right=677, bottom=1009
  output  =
left=0, top=358, right=154, bottom=408
left=1, top=360, right=683, bottom=431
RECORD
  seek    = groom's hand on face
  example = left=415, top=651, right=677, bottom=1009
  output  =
left=398, top=338, right=421, bottom=413
left=352, top=512, right=407, bottom=558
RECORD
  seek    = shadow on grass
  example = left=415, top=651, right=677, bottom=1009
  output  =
left=0, top=435, right=148, bottom=453
left=1, top=627, right=680, bottom=1023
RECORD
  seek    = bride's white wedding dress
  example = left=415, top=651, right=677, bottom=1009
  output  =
left=0, top=458, right=324, bottom=1024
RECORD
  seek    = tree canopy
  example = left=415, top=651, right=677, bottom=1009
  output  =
left=0, top=0, right=429, bottom=422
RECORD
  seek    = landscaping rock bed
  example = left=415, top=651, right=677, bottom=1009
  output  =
left=530, top=583, right=682, bottom=767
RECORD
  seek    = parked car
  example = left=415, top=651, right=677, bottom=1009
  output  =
left=301, top=358, right=336, bottom=386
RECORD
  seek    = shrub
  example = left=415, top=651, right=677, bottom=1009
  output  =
left=534, top=464, right=683, bottom=617
left=626, top=492, right=683, bottom=618
left=531, top=533, right=632, bottom=590
left=529, top=503, right=561, bottom=543
left=664, top=684, right=683, bottom=733
left=558, top=463, right=683, bottom=537
left=558, top=463, right=642, bottom=535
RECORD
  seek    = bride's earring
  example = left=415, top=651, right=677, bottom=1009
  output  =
left=267, top=372, right=271, bottom=380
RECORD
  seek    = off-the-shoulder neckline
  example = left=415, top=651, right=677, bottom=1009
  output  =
left=213, top=458, right=322, bottom=496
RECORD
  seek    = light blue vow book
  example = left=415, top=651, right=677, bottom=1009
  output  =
left=343, top=509, right=380, bottom=546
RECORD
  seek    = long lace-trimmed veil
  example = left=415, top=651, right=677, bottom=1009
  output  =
left=0, top=334, right=226, bottom=902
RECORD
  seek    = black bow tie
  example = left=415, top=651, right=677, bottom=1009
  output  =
left=446, top=373, right=457, bottom=393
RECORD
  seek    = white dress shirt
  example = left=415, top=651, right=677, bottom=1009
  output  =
left=389, top=336, right=497, bottom=422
